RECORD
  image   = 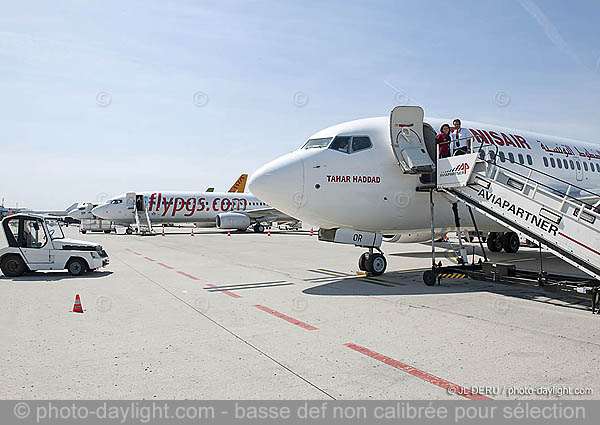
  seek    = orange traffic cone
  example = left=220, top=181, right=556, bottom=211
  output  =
left=71, top=294, right=84, bottom=313
left=267, top=228, right=271, bottom=237
left=191, top=228, right=194, bottom=237
left=227, top=230, right=231, bottom=237
left=161, top=225, right=165, bottom=236
left=309, top=227, right=313, bottom=237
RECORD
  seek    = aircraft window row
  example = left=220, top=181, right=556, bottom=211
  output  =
left=328, top=135, right=372, bottom=154
left=495, top=151, right=533, bottom=166
left=302, top=137, right=332, bottom=149
left=541, top=156, right=599, bottom=172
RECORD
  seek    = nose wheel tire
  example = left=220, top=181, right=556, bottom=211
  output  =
left=358, top=253, right=368, bottom=271
left=1, top=255, right=27, bottom=277
left=67, top=258, right=87, bottom=276
left=365, top=253, right=387, bottom=276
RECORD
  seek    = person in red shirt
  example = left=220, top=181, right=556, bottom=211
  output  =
left=436, top=123, right=451, bottom=158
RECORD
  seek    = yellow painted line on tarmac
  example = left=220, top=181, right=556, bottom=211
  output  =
left=314, top=268, right=355, bottom=277
left=308, top=269, right=405, bottom=286
left=358, top=277, right=403, bottom=287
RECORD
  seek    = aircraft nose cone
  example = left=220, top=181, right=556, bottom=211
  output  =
left=91, top=205, right=108, bottom=219
left=249, top=152, right=305, bottom=215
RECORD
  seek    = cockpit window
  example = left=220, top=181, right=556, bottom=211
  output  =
left=302, top=138, right=332, bottom=149
left=110, top=199, right=123, bottom=204
left=351, top=136, right=372, bottom=153
left=329, top=136, right=351, bottom=153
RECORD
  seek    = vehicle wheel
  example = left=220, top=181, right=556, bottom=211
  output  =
left=126, top=228, right=133, bottom=235
left=502, top=232, right=520, bottom=253
left=67, top=258, right=87, bottom=276
left=104, top=229, right=111, bottom=234
left=423, top=269, right=437, bottom=286
left=486, top=232, right=503, bottom=252
left=366, top=253, right=387, bottom=276
left=81, top=229, right=87, bottom=234
left=1, top=255, right=27, bottom=277
left=358, top=253, right=368, bottom=271
left=254, top=224, right=265, bottom=233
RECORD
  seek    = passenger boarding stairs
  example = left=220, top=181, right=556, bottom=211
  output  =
left=134, top=204, right=154, bottom=235
left=436, top=151, right=600, bottom=281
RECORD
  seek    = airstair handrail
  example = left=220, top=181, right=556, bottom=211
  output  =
left=480, top=157, right=600, bottom=210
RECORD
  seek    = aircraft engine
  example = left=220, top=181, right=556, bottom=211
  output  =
left=215, top=213, right=251, bottom=230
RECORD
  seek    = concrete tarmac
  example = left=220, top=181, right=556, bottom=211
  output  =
left=1, top=227, right=599, bottom=400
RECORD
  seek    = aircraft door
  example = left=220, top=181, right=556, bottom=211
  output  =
left=390, top=106, right=434, bottom=174
left=125, top=193, right=136, bottom=209
left=136, top=195, right=145, bottom=212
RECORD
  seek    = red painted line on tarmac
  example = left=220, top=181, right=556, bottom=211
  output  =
left=344, top=343, right=492, bottom=400
left=253, top=305, right=318, bottom=330
left=206, top=284, right=242, bottom=298
left=177, top=271, right=200, bottom=281
left=144, top=257, right=155, bottom=262
left=157, top=263, right=174, bottom=270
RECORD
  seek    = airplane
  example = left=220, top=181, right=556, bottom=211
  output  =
left=68, top=202, right=98, bottom=221
left=91, top=175, right=298, bottom=234
left=66, top=179, right=241, bottom=222
left=21, top=202, right=79, bottom=217
left=248, top=106, right=600, bottom=275
left=1, top=203, right=79, bottom=220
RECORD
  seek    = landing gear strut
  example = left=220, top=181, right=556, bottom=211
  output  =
left=358, top=247, right=387, bottom=276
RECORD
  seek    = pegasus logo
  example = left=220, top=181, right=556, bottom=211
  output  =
left=228, top=174, right=248, bottom=193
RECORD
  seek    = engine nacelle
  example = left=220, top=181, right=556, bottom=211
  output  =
left=383, top=230, right=447, bottom=244
left=215, top=213, right=251, bottom=230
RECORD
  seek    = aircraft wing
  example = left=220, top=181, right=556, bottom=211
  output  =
left=242, top=207, right=297, bottom=223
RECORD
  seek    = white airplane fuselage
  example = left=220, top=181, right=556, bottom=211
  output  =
left=249, top=116, right=600, bottom=239
left=92, top=192, right=270, bottom=227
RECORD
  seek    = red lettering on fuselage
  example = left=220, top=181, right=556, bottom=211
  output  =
left=162, top=198, right=174, bottom=216
left=468, top=128, right=532, bottom=151
left=147, top=194, right=249, bottom=216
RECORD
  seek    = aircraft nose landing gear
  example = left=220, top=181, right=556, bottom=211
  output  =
left=358, top=248, right=387, bottom=276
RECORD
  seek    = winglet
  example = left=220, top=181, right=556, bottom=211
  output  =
left=228, top=174, right=248, bottom=193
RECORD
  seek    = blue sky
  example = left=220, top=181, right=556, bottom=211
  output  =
left=1, top=0, right=600, bottom=208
